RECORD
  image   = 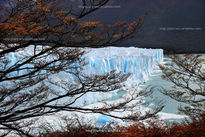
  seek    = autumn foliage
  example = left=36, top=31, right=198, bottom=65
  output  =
left=41, top=114, right=205, bottom=137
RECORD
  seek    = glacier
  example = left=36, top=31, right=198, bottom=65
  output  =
left=2, top=46, right=163, bottom=84
left=1, top=46, right=167, bottom=133
left=1, top=46, right=163, bottom=105
left=68, top=47, right=163, bottom=105
left=83, top=47, right=163, bottom=84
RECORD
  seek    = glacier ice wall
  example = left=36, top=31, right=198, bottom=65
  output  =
left=1, top=45, right=163, bottom=106
left=73, top=47, right=163, bottom=105
left=83, top=47, right=163, bottom=84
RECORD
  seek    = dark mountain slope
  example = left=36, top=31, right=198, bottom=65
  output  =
left=1, top=0, right=205, bottom=53
left=81, top=0, right=205, bottom=53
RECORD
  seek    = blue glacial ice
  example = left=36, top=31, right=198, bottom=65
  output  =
left=71, top=47, right=163, bottom=105
left=96, top=115, right=114, bottom=124
left=83, top=47, right=163, bottom=84
left=1, top=46, right=163, bottom=105
left=1, top=46, right=163, bottom=84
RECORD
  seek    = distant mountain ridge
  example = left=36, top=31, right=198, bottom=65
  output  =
left=61, top=0, right=204, bottom=53
left=79, top=0, right=205, bottom=53
left=1, top=0, right=205, bottom=53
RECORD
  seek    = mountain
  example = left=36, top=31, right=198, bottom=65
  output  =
left=1, top=0, right=205, bottom=53
left=80, top=0, right=205, bottom=53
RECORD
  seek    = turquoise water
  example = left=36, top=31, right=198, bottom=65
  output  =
left=105, top=89, right=127, bottom=101
left=100, top=54, right=205, bottom=122
left=140, top=67, right=180, bottom=114
left=105, top=56, right=186, bottom=121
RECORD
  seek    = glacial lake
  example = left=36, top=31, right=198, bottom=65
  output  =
left=104, top=55, right=196, bottom=122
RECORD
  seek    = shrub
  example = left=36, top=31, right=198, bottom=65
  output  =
left=40, top=114, right=205, bottom=137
